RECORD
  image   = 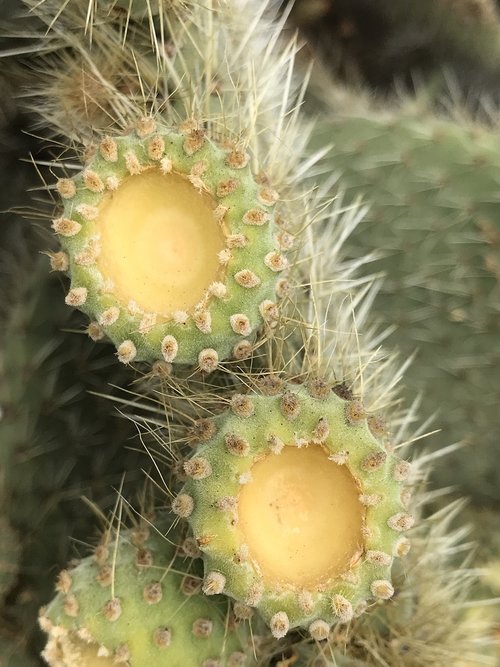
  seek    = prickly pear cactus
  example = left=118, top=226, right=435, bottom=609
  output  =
left=175, top=379, right=412, bottom=639
left=52, top=120, right=287, bottom=369
left=4, top=1, right=497, bottom=666
left=313, top=110, right=500, bottom=502
left=40, top=516, right=254, bottom=667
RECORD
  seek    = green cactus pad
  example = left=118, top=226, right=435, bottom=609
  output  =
left=51, top=118, right=289, bottom=369
left=39, top=516, right=253, bottom=667
left=175, top=379, right=413, bottom=638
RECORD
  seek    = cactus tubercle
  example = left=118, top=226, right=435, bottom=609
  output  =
left=39, top=517, right=252, bottom=666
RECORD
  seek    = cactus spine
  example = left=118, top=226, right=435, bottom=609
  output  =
left=284, top=500, right=498, bottom=666
left=4, top=0, right=497, bottom=665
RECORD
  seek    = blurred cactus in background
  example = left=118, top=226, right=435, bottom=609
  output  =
left=0, top=0, right=499, bottom=665
left=311, top=106, right=500, bottom=505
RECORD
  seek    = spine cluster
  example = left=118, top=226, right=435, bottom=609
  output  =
left=3, top=0, right=494, bottom=665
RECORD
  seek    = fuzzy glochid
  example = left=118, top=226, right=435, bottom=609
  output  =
left=51, top=118, right=290, bottom=369
left=173, top=378, right=413, bottom=639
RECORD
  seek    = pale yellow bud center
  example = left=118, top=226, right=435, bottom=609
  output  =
left=97, top=170, right=225, bottom=315
left=238, top=445, right=364, bottom=588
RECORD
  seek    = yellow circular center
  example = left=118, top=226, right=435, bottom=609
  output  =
left=97, top=170, right=225, bottom=315
left=238, top=445, right=364, bottom=588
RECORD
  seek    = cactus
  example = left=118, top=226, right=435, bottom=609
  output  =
left=40, top=514, right=255, bottom=667
left=51, top=121, right=286, bottom=368
left=3, top=0, right=497, bottom=665
left=13, top=0, right=313, bottom=373
left=457, top=506, right=500, bottom=664
left=310, top=107, right=500, bottom=503
left=175, top=379, right=412, bottom=639
left=5, top=0, right=318, bottom=658
left=282, top=501, right=498, bottom=667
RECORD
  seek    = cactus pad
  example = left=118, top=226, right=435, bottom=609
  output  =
left=52, top=119, right=288, bottom=368
left=39, top=517, right=252, bottom=666
left=175, top=379, right=413, bottom=638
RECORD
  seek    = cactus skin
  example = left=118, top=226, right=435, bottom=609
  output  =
left=40, top=516, right=253, bottom=667
left=7, top=1, right=492, bottom=667
left=279, top=501, right=496, bottom=667
left=313, top=111, right=500, bottom=503
left=54, top=120, right=286, bottom=368
left=176, top=379, right=412, bottom=638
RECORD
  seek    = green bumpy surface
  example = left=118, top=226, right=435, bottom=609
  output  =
left=40, top=517, right=253, bottom=667
left=176, top=379, right=412, bottom=637
left=314, top=113, right=500, bottom=502
left=52, top=119, right=288, bottom=368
